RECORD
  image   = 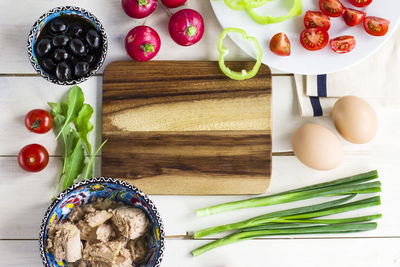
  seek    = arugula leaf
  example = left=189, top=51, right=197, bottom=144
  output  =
left=56, top=86, right=84, bottom=139
left=62, top=138, right=85, bottom=190
left=81, top=139, right=108, bottom=181
left=75, top=104, right=94, bottom=155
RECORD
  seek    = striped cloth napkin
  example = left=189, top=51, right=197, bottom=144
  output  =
left=294, top=24, right=400, bottom=117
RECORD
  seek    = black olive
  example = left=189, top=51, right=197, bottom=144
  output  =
left=74, top=61, right=90, bottom=77
left=68, top=38, right=86, bottom=57
left=83, top=54, right=95, bottom=65
left=85, top=29, right=101, bottom=49
left=41, top=58, right=56, bottom=73
left=52, top=35, right=70, bottom=47
left=53, top=48, right=70, bottom=62
left=55, top=62, right=72, bottom=81
left=69, top=22, right=83, bottom=37
left=50, top=19, right=68, bottom=34
left=35, top=38, right=52, bottom=57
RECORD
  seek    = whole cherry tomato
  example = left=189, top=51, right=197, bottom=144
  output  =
left=25, top=109, right=53, bottom=134
left=18, top=144, right=49, bottom=172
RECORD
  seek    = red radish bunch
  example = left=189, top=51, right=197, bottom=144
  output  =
left=125, top=26, right=161, bottom=62
left=122, top=0, right=204, bottom=62
left=169, top=9, right=204, bottom=46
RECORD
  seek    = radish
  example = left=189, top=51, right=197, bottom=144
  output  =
left=121, top=0, right=158, bottom=19
left=168, top=9, right=204, bottom=46
left=125, top=26, right=161, bottom=62
left=161, top=0, right=187, bottom=8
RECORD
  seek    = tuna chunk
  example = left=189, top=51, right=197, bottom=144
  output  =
left=96, top=223, right=115, bottom=243
left=47, top=222, right=82, bottom=263
left=127, top=237, right=147, bottom=264
left=81, top=237, right=131, bottom=266
left=112, top=207, right=149, bottom=239
left=85, top=210, right=113, bottom=227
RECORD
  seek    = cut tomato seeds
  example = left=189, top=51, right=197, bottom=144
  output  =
left=300, top=28, right=329, bottom=51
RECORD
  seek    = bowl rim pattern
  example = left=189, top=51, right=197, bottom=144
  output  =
left=27, top=6, right=108, bottom=86
left=39, top=177, right=165, bottom=267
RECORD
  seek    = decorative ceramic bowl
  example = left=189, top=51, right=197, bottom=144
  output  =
left=39, top=178, right=165, bottom=267
left=27, top=6, right=108, bottom=85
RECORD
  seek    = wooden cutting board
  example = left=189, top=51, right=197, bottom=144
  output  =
left=101, top=61, right=272, bottom=195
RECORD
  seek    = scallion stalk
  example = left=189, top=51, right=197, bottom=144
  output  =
left=196, top=170, right=379, bottom=217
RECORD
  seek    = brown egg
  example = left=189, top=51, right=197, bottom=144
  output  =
left=332, top=96, right=378, bottom=144
left=292, top=124, right=343, bottom=171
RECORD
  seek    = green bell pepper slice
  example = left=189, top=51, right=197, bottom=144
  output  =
left=246, top=0, right=303, bottom=24
left=243, top=0, right=271, bottom=8
left=218, top=28, right=262, bottom=81
left=223, top=0, right=246, bottom=10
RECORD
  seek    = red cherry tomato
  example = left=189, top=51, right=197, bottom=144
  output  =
left=300, top=28, right=329, bottom=51
left=161, top=0, right=187, bottom=8
left=304, top=11, right=331, bottom=30
left=25, top=109, right=53, bottom=134
left=348, top=0, right=372, bottom=7
left=364, top=16, right=390, bottom=36
left=330, top=36, right=356, bottom=54
left=319, top=0, right=344, bottom=17
left=343, top=8, right=366, bottom=26
left=270, top=33, right=291, bottom=56
left=18, top=144, right=49, bottom=172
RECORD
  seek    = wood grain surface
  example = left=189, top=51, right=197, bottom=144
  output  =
left=102, top=61, right=272, bottom=195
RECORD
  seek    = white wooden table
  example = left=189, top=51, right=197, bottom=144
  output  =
left=1, top=1, right=400, bottom=266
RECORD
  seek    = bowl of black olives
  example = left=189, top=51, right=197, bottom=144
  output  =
left=28, top=6, right=107, bottom=85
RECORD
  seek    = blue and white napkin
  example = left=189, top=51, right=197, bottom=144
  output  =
left=295, top=24, right=400, bottom=117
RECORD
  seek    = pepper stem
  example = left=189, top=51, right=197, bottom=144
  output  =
left=138, top=0, right=148, bottom=6
left=186, top=26, right=197, bottom=37
left=141, top=43, right=155, bottom=56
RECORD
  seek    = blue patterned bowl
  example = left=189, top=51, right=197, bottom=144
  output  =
left=27, top=6, right=108, bottom=85
left=39, top=178, right=165, bottom=267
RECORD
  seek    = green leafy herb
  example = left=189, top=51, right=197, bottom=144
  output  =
left=75, top=104, right=94, bottom=155
left=55, top=86, right=84, bottom=139
left=49, top=86, right=106, bottom=198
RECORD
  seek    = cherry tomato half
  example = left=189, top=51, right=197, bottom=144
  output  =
left=18, top=144, right=49, bottom=172
left=330, top=36, right=356, bottom=54
left=300, top=28, right=329, bottom=51
left=270, top=33, right=291, bottom=56
left=348, top=0, right=372, bottom=8
left=304, top=11, right=331, bottom=30
left=319, top=0, right=344, bottom=17
left=25, top=109, right=53, bottom=134
left=364, top=16, right=390, bottom=37
left=343, top=8, right=366, bottom=27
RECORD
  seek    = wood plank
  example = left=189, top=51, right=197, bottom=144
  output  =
left=2, top=238, right=400, bottom=266
left=103, top=131, right=271, bottom=194
left=0, top=0, right=272, bottom=74
left=1, top=155, right=399, bottom=239
left=102, top=61, right=272, bottom=195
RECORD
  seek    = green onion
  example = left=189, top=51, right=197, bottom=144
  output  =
left=192, top=223, right=378, bottom=257
left=194, top=195, right=380, bottom=238
left=196, top=170, right=378, bottom=217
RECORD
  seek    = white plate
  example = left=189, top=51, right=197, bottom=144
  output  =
left=211, top=0, right=400, bottom=74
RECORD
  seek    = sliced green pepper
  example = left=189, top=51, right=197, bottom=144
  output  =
left=223, top=0, right=246, bottom=10
left=243, top=0, right=271, bottom=8
left=218, top=28, right=262, bottom=81
left=246, top=0, right=303, bottom=24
